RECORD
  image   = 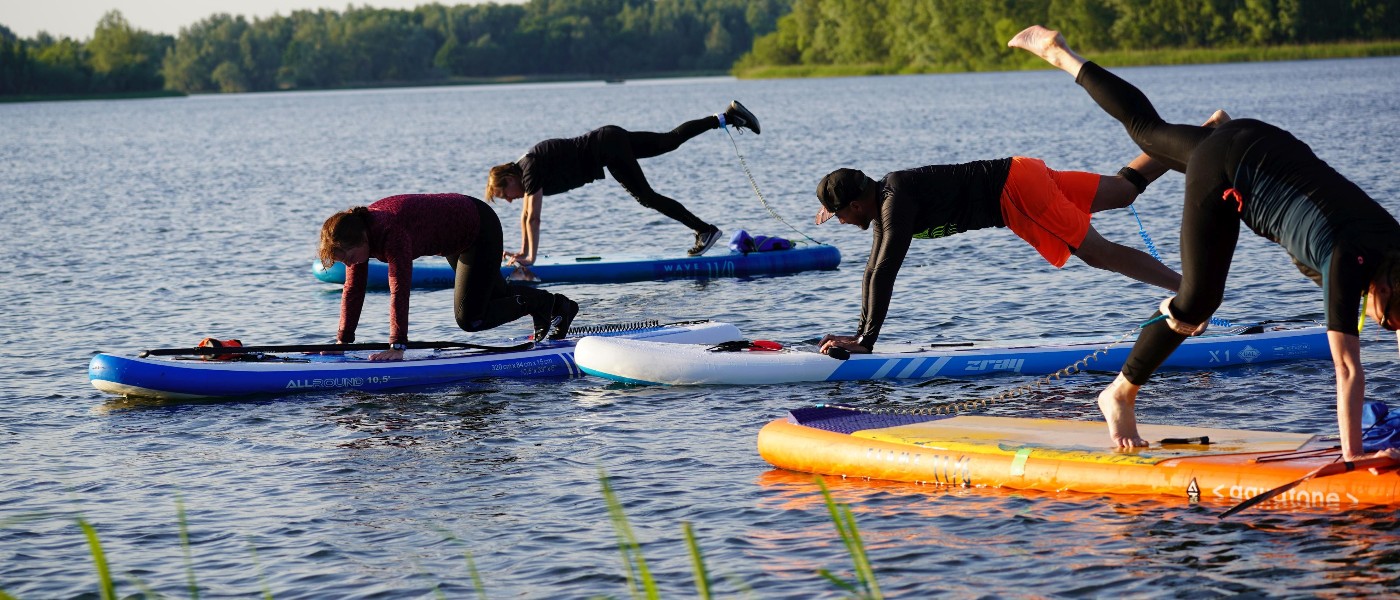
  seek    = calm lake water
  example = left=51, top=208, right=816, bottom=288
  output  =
left=3, top=57, right=1399, bottom=598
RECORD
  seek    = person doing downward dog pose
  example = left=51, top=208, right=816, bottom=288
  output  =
left=814, top=149, right=1196, bottom=357
left=319, top=194, right=578, bottom=361
left=485, top=101, right=761, bottom=262
left=1009, top=25, right=1400, bottom=460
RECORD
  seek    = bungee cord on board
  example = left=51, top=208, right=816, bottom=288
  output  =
left=721, top=125, right=824, bottom=245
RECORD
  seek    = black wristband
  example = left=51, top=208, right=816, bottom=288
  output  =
left=1117, top=166, right=1149, bottom=194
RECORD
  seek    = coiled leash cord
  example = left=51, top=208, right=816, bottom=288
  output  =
left=1130, top=204, right=1232, bottom=329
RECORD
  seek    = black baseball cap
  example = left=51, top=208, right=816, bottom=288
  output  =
left=815, top=168, right=873, bottom=224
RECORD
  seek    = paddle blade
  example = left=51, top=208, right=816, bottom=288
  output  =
left=1219, top=456, right=1397, bottom=518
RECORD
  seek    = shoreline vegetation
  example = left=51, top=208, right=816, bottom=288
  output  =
left=7, top=1, right=1399, bottom=103
left=0, top=2, right=788, bottom=101
left=734, top=39, right=1400, bottom=79
left=0, top=70, right=729, bottom=103
left=7, top=40, right=1400, bottom=104
left=0, top=89, right=186, bottom=103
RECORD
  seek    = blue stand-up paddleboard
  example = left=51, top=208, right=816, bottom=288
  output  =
left=311, top=243, right=841, bottom=288
left=90, top=321, right=740, bottom=400
left=575, top=323, right=1330, bottom=385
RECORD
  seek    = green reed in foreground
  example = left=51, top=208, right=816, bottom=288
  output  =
left=177, top=496, right=199, bottom=600
left=599, top=470, right=882, bottom=599
left=600, top=470, right=662, bottom=599
left=78, top=518, right=116, bottom=600
left=9, top=477, right=881, bottom=599
left=816, top=477, right=882, bottom=599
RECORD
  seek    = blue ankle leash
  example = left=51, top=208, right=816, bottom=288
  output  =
left=1130, top=205, right=1232, bottom=328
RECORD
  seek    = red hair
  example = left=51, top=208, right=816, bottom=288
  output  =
left=317, top=206, right=371, bottom=268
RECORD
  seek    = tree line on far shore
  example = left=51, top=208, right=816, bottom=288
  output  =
left=736, top=0, right=1400, bottom=73
left=0, top=0, right=788, bottom=96
left=4, top=0, right=1399, bottom=98
left=0, top=12, right=171, bottom=95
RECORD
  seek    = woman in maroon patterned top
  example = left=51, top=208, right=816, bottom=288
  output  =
left=318, top=193, right=578, bottom=361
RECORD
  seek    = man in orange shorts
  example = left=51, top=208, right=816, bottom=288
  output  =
left=815, top=154, right=1182, bottom=356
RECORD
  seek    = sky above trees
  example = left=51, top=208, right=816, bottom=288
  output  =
left=9, top=0, right=512, bottom=39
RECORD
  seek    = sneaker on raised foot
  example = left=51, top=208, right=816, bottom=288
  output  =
left=688, top=226, right=723, bottom=256
left=530, top=302, right=555, bottom=342
left=547, top=294, right=579, bottom=340
left=723, top=101, right=761, bottom=135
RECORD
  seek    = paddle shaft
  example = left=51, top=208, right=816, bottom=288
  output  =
left=139, top=340, right=534, bottom=358
left=1219, top=455, right=1398, bottom=518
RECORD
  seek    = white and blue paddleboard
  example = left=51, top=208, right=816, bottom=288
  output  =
left=311, top=243, right=841, bottom=288
left=574, top=323, right=1330, bottom=386
left=90, top=321, right=740, bottom=400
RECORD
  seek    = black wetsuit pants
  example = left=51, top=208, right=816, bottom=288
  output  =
left=1076, top=62, right=1266, bottom=385
left=448, top=198, right=554, bottom=332
left=596, top=117, right=719, bottom=233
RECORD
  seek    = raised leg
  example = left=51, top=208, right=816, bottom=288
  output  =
left=1007, top=25, right=1088, bottom=78
left=1074, top=226, right=1181, bottom=292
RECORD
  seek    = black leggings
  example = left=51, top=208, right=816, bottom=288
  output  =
left=1078, top=62, right=1249, bottom=385
left=448, top=198, right=553, bottom=332
left=596, top=118, right=718, bottom=232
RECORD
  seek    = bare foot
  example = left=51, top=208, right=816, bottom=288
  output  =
left=1097, top=375, right=1148, bottom=449
left=1007, top=25, right=1087, bottom=77
left=1203, top=109, right=1231, bottom=128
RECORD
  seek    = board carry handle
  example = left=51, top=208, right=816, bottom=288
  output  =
left=138, top=340, right=535, bottom=358
left=1159, top=436, right=1210, bottom=445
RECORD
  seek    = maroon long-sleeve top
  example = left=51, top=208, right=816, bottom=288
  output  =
left=338, top=194, right=481, bottom=344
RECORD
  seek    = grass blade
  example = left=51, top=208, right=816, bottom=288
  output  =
left=246, top=540, right=275, bottom=600
left=463, top=551, right=487, bottom=600
left=681, top=522, right=710, bottom=600
left=176, top=496, right=200, bottom=599
left=840, top=507, right=881, bottom=597
left=126, top=574, right=162, bottom=599
left=815, top=476, right=882, bottom=599
left=78, top=518, right=116, bottom=600
left=600, top=470, right=658, bottom=600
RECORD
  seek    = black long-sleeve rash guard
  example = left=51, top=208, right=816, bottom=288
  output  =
left=855, top=159, right=1012, bottom=349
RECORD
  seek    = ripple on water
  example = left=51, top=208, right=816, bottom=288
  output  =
left=4, top=58, right=1400, bottom=597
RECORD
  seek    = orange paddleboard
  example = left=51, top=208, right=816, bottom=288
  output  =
left=757, top=407, right=1400, bottom=508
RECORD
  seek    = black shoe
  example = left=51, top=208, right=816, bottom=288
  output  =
left=530, top=302, right=555, bottom=342
left=547, top=295, right=579, bottom=340
left=723, top=101, right=760, bottom=135
left=688, top=227, right=722, bottom=256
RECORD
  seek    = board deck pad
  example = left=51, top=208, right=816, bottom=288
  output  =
left=848, top=413, right=1311, bottom=465
left=787, top=405, right=1313, bottom=465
